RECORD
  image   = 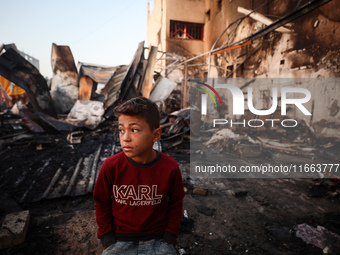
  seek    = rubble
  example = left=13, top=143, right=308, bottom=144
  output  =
left=257, top=137, right=316, bottom=157
left=0, top=83, right=12, bottom=109
left=204, top=128, right=239, bottom=147
left=0, top=74, right=28, bottom=109
left=180, top=217, right=194, bottom=234
left=231, top=190, right=248, bottom=197
left=319, top=127, right=340, bottom=140
left=34, top=111, right=77, bottom=132
left=178, top=247, right=186, bottom=255
left=65, top=100, right=104, bottom=130
left=203, top=128, right=265, bottom=157
left=0, top=44, right=57, bottom=117
left=0, top=133, right=340, bottom=254
left=265, top=225, right=294, bottom=244
left=10, top=38, right=334, bottom=160
left=141, top=46, right=158, bottom=98
left=149, top=76, right=177, bottom=106
left=66, top=131, right=84, bottom=144
left=294, top=223, right=340, bottom=254
left=234, top=143, right=262, bottom=158
left=0, top=210, right=30, bottom=250
left=309, top=180, right=340, bottom=198
left=192, top=186, right=208, bottom=196
left=196, top=205, right=214, bottom=216
left=103, top=41, right=146, bottom=118
left=0, top=41, right=181, bottom=133
left=77, top=62, right=119, bottom=101
left=160, top=107, right=190, bottom=150
left=237, top=7, right=292, bottom=33
left=0, top=5, right=340, bottom=252
left=50, top=43, right=78, bottom=113
left=309, top=182, right=329, bottom=197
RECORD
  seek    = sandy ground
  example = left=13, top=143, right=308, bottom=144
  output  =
left=18, top=177, right=340, bottom=255
left=1, top=140, right=340, bottom=255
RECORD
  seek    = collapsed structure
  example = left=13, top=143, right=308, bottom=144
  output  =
left=1, top=0, right=339, bottom=138
left=0, top=41, right=177, bottom=132
left=0, top=0, right=340, bottom=253
left=0, top=0, right=338, bottom=200
left=0, top=40, right=182, bottom=205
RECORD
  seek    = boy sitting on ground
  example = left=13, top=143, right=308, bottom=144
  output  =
left=93, top=97, right=185, bottom=255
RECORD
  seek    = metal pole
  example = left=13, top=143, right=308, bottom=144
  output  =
left=184, top=63, right=188, bottom=108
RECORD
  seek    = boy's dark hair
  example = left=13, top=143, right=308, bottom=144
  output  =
left=114, top=97, right=160, bottom=130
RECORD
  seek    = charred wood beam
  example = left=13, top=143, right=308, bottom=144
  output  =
left=65, top=157, right=83, bottom=196
left=35, top=112, right=77, bottom=132
left=87, top=144, right=102, bottom=193
left=20, top=160, right=50, bottom=203
left=0, top=167, right=13, bottom=190
left=42, top=168, right=62, bottom=199
left=82, top=154, right=94, bottom=194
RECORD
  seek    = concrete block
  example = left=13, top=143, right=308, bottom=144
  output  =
left=193, top=186, right=208, bottom=196
left=0, top=210, right=30, bottom=250
left=232, top=190, right=248, bottom=197
left=235, top=144, right=262, bottom=158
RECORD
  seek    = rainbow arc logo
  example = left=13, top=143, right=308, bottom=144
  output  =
left=197, top=82, right=223, bottom=107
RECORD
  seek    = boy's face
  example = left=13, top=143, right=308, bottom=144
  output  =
left=118, top=114, right=161, bottom=164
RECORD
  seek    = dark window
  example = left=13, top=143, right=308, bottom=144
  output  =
left=236, top=63, right=244, bottom=77
left=169, top=20, right=204, bottom=40
left=206, top=10, right=211, bottom=21
left=217, top=0, right=222, bottom=12
left=226, top=65, right=234, bottom=77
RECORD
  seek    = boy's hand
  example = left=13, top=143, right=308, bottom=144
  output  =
left=100, top=232, right=116, bottom=249
left=163, top=231, right=177, bottom=245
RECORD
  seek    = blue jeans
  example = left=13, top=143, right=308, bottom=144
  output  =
left=102, top=239, right=176, bottom=255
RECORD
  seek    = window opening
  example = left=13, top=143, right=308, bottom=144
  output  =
left=170, top=20, right=204, bottom=40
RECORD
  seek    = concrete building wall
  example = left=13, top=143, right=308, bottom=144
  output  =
left=204, top=0, right=252, bottom=53
left=147, top=0, right=167, bottom=75
left=148, top=0, right=339, bottom=78
left=204, top=0, right=340, bottom=134
left=148, top=0, right=206, bottom=82
left=147, top=0, right=164, bottom=50
left=147, top=0, right=340, bottom=134
left=165, top=0, right=205, bottom=56
left=205, top=0, right=340, bottom=79
left=148, top=0, right=205, bottom=56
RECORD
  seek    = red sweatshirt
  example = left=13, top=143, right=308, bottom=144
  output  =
left=93, top=151, right=184, bottom=239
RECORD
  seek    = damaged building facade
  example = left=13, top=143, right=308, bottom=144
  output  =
left=147, top=0, right=340, bottom=138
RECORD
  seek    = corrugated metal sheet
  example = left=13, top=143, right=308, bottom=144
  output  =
left=0, top=44, right=57, bottom=117
left=15, top=136, right=113, bottom=203
left=78, top=62, right=120, bottom=84
left=102, top=65, right=128, bottom=110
